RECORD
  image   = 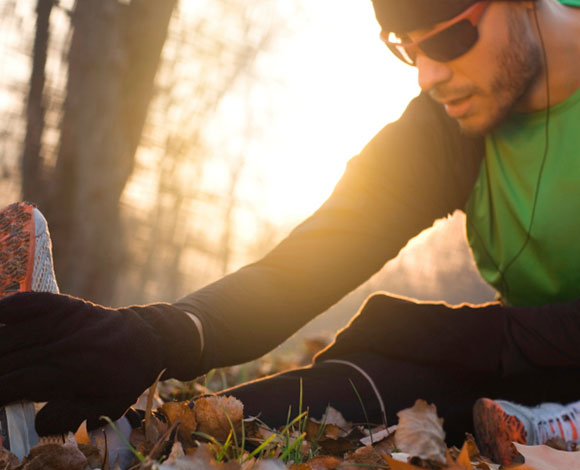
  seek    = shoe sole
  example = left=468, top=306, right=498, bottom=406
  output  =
left=473, top=398, right=527, bottom=465
left=0, top=202, right=35, bottom=299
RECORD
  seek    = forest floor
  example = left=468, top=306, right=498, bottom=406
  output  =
left=2, top=336, right=578, bottom=470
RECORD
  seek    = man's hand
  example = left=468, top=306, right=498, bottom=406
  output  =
left=0, top=292, right=202, bottom=436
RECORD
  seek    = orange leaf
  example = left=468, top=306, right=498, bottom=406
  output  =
left=381, top=453, right=424, bottom=470
left=455, top=441, right=474, bottom=470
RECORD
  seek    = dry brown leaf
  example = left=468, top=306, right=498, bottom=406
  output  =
left=130, top=412, right=170, bottom=463
left=157, top=443, right=242, bottom=470
left=317, top=437, right=357, bottom=456
left=0, top=447, right=19, bottom=469
left=360, top=424, right=397, bottom=447
left=240, top=457, right=257, bottom=470
left=512, top=443, right=580, bottom=469
left=289, top=464, right=311, bottom=470
left=463, top=434, right=481, bottom=460
left=394, top=400, right=447, bottom=464
left=343, top=445, right=386, bottom=468
left=544, top=436, right=573, bottom=451
left=161, top=401, right=198, bottom=448
left=455, top=441, right=474, bottom=470
left=194, top=396, right=244, bottom=443
left=320, top=407, right=349, bottom=430
left=305, top=420, right=341, bottom=441
left=305, top=455, right=341, bottom=470
left=162, top=441, right=185, bottom=466
left=381, top=453, right=425, bottom=470
left=77, top=443, right=103, bottom=469
left=74, top=422, right=90, bottom=445
left=20, top=441, right=87, bottom=470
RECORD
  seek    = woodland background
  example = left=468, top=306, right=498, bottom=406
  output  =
left=0, top=0, right=495, bottom=354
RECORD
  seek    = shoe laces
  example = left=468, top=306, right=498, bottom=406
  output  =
left=533, top=403, right=580, bottom=444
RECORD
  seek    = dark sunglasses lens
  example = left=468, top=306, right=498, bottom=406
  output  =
left=420, top=20, right=478, bottom=62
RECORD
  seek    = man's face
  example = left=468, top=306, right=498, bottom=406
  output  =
left=412, top=2, right=542, bottom=136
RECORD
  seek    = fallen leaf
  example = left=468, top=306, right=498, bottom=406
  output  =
left=304, top=455, right=341, bottom=470
left=316, top=437, right=356, bottom=456
left=394, top=400, right=447, bottom=464
left=77, top=443, right=103, bottom=469
left=305, top=420, right=340, bottom=441
left=0, top=447, right=19, bottom=469
left=194, top=396, right=244, bottom=443
left=544, top=436, right=572, bottom=452
left=455, top=441, right=474, bottom=470
left=161, top=401, right=198, bottom=448
left=20, top=440, right=87, bottom=470
left=359, top=424, right=397, bottom=447
left=513, top=443, right=580, bottom=470
left=157, top=443, right=242, bottom=470
left=289, top=464, right=311, bottom=470
left=320, top=407, right=349, bottom=430
left=343, top=445, right=386, bottom=468
left=381, top=453, right=425, bottom=470
left=255, top=460, right=289, bottom=470
left=162, top=441, right=185, bottom=466
left=240, top=457, right=257, bottom=470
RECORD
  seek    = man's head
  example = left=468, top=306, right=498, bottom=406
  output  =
left=373, top=0, right=543, bottom=135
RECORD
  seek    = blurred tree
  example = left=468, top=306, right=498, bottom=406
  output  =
left=21, top=0, right=55, bottom=203
left=18, top=0, right=293, bottom=305
left=23, top=0, right=178, bottom=304
left=117, top=1, right=290, bottom=305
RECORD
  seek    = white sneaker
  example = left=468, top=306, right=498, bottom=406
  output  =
left=473, top=397, right=580, bottom=465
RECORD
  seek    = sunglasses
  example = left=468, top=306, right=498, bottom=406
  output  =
left=380, top=1, right=490, bottom=66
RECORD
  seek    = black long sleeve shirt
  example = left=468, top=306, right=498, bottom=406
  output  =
left=174, top=92, right=484, bottom=373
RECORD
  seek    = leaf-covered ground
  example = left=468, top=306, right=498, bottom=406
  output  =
left=3, top=394, right=579, bottom=470
left=2, top=338, right=579, bottom=469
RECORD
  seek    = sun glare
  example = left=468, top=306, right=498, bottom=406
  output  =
left=124, top=0, right=421, bottom=266
left=207, top=0, right=419, bottom=229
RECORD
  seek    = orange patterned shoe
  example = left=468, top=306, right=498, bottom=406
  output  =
left=0, top=202, right=59, bottom=459
left=473, top=397, right=580, bottom=465
left=0, top=202, right=34, bottom=298
left=0, top=202, right=58, bottom=298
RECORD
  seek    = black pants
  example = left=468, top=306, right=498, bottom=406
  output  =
left=221, top=293, right=580, bottom=445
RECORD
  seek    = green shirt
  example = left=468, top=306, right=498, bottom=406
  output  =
left=466, top=85, right=580, bottom=306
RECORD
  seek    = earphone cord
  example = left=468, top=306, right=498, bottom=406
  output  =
left=467, top=4, right=551, bottom=302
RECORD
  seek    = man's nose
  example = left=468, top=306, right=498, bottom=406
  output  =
left=416, top=54, right=452, bottom=92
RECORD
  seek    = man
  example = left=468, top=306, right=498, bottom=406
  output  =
left=1, top=0, right=580, bottom=464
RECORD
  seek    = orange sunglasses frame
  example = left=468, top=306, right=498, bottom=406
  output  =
left=380, top=1, right=491, bottom=65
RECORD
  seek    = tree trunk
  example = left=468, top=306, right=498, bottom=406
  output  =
left=21, top=0, right=55, bottom=203
left=44, top=0, right=177, bottom=304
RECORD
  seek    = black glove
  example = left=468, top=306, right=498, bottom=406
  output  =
left=0, top=292, right=202, bottom=436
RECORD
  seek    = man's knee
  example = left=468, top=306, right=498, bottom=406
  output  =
left=315, top=292, right=419, bottom=361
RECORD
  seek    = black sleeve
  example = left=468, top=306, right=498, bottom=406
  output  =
left=174, top=93, right=485, bottom=372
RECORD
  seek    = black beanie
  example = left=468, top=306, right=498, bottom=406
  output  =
left=372, top=0, right=479, bottom=33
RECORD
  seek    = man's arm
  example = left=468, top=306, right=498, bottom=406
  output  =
left=176, top=92, right=485, bottom=371
left=0, top=93, right=483, bottom=435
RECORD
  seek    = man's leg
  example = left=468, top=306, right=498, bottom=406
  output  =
left=221, top=293, right=580, bottom=446
left=223, top=351, right=496, bottom=445
left=222, top=293, right=505, bottom=444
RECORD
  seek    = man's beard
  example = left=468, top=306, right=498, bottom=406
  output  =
left=461, top=11, right=543, bottom=136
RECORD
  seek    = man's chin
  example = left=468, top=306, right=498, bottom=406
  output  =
left=455, top=113, right=503, bottom=137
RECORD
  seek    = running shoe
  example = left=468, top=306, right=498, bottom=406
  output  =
left=473, top=397, right=580, bottom=465
left=0, top=201, right=59, bottom=459
left=0, top=202, right=58, bottom=298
